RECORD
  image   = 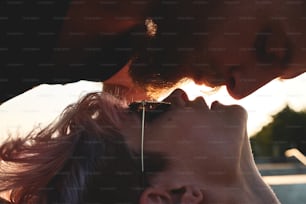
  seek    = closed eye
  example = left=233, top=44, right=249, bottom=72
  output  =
left=129, top=101, right=171, bottom=121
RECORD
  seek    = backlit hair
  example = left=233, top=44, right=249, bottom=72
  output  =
left=0, top=92, right=167, bottom=204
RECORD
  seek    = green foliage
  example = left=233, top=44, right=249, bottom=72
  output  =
left=250, top=106, right=306, bottom=160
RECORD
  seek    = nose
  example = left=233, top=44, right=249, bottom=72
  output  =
left=226, top=23, right=292, bottom=99
left=226, top=65, right=279, bottom=99
left=162, top=89, right=189, bottom=106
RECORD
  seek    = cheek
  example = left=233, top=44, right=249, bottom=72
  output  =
left=144, top=114, right=196, bottom=153
left=189, top=113, right=246, bottom=156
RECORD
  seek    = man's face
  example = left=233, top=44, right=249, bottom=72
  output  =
left=130, top=0, right=306, bottom=98
left=62, top=1, right=306, bottom=99
left=182, top=0, right=306, bottom=98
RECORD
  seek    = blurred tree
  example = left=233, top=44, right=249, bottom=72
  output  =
left=250, top=106, right=306, bottom=161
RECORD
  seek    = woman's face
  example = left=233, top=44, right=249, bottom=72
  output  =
left=122, top=89, right=279, bottom=203
left=123, top=89, right=248, bottom=184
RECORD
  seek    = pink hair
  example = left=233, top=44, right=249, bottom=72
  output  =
left=0, top=92, right=130, bottom=204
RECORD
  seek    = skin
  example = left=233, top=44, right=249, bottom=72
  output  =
left=187, top=1, right=306, bottom=98
left=121, top=89, right=280, bottom=203
left=60, top=0, right=306, bottom=100
left=102, top=62, right=149, bottom=102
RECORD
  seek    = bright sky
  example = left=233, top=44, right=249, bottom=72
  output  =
left=0, top=73, right=306, bottom=144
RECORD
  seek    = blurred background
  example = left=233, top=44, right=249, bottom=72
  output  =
left=250, top=106, right=306, bottom=204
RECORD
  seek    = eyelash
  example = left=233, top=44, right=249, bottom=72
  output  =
left=128, top=101, right=171, bottom=121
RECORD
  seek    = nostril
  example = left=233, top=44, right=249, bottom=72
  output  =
left=181, top=92, right=189, bottom=102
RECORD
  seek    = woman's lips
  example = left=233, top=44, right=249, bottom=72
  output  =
left=210, top=100, right=222, bottom=110
left=163, top=89, right=224, bottom=111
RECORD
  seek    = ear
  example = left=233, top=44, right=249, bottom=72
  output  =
left=139, top=187, right=172, bottom=204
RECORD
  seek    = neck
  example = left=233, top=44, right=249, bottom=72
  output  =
left=102, top=61, right=151, bottom=102
left=186, top=159, right=280, bottom=204
left=102, top=83, right=129, bottom=99
left=153, top=132, right=281, bottom=204
left=197, top=135, right=280, bottom=204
